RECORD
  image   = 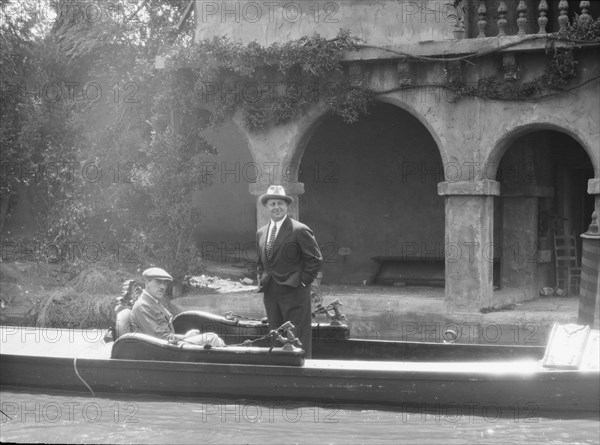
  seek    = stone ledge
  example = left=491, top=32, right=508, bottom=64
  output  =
left=342, top=36, right=599, bottom=62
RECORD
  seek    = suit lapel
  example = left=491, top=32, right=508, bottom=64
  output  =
left=259, top=225, right=269, bottom=261
left=272, top=217, right=292, bottom=258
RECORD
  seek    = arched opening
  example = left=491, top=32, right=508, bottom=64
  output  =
left=298, top=102, right=444, bottom=284
left=494, top=129, right=594, bottom=300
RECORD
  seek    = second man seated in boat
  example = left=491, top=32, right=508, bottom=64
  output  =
left=130, top=267, right=225, bottom=347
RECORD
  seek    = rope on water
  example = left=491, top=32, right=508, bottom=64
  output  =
left=73, top=358, right=95, bottom=397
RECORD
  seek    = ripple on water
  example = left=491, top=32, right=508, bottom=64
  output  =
left=0, top=389, right=598, bottom=444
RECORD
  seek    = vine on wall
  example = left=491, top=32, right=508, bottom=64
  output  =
left=445, top=17, right=600, bottom=102
left=163, top=30, right=373, bottom=132
left=161, top=19, right=600, bottom=133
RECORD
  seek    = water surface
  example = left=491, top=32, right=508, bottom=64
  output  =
left=1, top=389, right=598, bottom=444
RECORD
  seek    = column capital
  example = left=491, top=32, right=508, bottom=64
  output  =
left=588, top=178, right=600, bottom=195
left=438, top=180, right=500, bottom=196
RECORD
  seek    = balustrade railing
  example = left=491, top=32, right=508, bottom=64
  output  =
left=461, top=0, right=596, bottom=39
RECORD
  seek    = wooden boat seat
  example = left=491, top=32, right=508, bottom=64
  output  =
left=111, top=332, right=305, bottom=366
left=173, top=310, right=350, bottom=345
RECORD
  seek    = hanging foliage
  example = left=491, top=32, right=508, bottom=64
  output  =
left=446, top=17, right=600, bottom=102
left=160, top=29, right=374, bottom=132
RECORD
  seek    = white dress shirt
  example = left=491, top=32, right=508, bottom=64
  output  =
left=268, top=215, right=287, bottom=240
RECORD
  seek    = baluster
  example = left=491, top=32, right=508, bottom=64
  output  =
left=477, top=1, right=487, bottom=38
left=516, top=1, right=527, bottom=36
left=397, top=62, right=413, bottom=88
left=579, top=1, right=591, bottom=25
left=537, top=0, right=548, bottom=34
left=497, top=1, right=508, bottom=36
left=558, top=0, right=569, bottom=33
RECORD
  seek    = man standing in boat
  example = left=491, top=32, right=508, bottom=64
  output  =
left=130, top=267, right=225, bottom=346
left=256, top=185, right=323, bottom=358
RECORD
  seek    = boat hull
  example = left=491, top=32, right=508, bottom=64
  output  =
left=1, top=326, right=597, bottom=415
left=2, top=353, right=598, bottom=415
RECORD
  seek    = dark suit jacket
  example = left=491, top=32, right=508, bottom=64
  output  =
left=256, top=216, right=323, bottom=292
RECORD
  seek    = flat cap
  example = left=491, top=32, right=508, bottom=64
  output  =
left=142, top=267, right=173, bottom=281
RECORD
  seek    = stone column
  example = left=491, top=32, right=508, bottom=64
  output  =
left=438, top=180, right=500, bottom=312
left=237, top=111, right=317, bottom=231
left=579, top=178, right=600, bottom=328
left=500, top=184, right=554, bottom=302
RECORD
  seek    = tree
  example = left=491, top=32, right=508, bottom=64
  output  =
left=1, top=0, right=211, bottom=285
left=0, top=0, right=39, bottom=233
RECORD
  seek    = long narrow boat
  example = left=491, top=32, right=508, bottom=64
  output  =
left=1, top=321, right=598, bottom=416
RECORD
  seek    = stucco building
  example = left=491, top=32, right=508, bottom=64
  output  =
left=186, top=1, right=599, bottom=315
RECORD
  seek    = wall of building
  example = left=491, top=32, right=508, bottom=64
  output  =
left=195, top=0, right=455, bottom=46
left=192, top=121, right=257, bottom=263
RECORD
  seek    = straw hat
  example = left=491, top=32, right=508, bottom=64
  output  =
left=259, top=185, right=294, bottom=206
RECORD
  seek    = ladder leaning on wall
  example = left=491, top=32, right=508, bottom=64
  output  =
left=553, top=232, right=582, bottom=296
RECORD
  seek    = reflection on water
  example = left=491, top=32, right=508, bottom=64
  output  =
left=1, top=389, right=598, bottom=444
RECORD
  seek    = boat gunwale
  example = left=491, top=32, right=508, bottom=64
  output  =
left=1, top=352, right=595, bottom=380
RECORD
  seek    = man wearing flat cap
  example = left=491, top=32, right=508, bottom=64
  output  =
left=130, top=267, right=225, bottom=346
left=256, top=185, right=323, bottom=358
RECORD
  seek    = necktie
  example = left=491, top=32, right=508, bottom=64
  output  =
left=266, top=223, right=277, bottom=262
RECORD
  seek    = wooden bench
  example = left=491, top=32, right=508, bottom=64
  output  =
left=370, top=256, right=445, bottom=287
